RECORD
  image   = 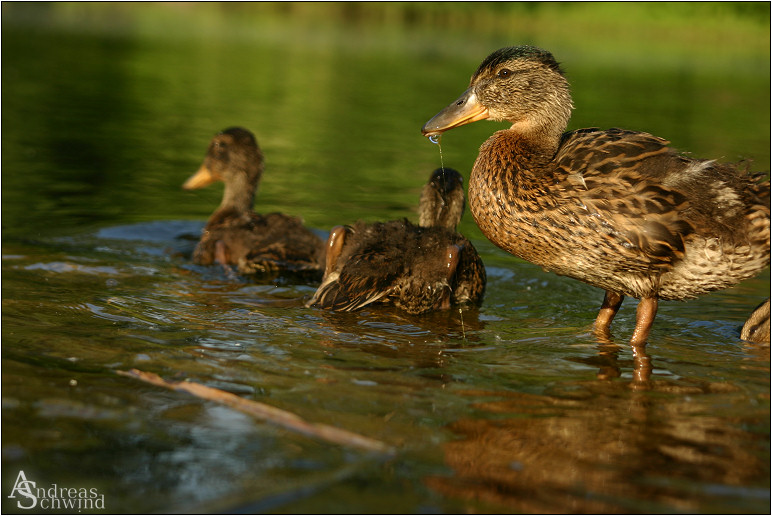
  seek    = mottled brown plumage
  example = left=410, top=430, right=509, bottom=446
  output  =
left=306, top=168, right=486, bottom=314
left=741, top=298, right=770, bottom=344
left=183, top=127, right=325, bottom=277
left=422, top=45, right=770, bottom=344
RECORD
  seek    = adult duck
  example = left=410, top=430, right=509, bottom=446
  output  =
left=422, top=46, right=770, bottom=344
left=183, top=127, right=325, bottom=277
left=306, top=168, right=486, bottom=314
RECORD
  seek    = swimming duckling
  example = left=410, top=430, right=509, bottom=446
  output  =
left=422, top=45, right=770, bottom=344
left=307, top=168, right=485, bottom=314
left=183, top=127, right=325, bottom=277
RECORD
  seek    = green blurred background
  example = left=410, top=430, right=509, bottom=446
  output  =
left=2, top=2, right=769, bottom=241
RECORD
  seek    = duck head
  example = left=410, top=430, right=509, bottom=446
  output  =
left=418, top=167, right=466, bottom=229
left=422, top=46, right=573, bottom=141
left=183, top=127, right=264, bottom=211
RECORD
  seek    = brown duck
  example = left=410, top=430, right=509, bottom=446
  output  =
left=422, top=46, right=770, bottom=344
left=183, top=127, right=325, bottom=276
left=306, top=168, right=486, bottom=314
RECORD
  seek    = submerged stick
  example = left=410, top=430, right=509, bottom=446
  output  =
left=117, top=368, right=395, bottom=456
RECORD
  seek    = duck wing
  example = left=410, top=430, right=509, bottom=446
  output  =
left=450, top=235, right=487, bottom=305
left=552, top=128, right=696, bottom=274
left=238, top=213, right=325, bottom=274
left=307, top=221, right=410, bottom=311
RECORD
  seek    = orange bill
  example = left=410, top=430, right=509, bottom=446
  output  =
left=421, top=88, right=489, bottom=137
left=182, top=164, right=218, bottom=190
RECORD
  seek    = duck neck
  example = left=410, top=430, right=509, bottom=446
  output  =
left=508, top=122, right=564, bottom=156
left=473, top=127, right=559, bottom=183
left=224, top=177, right=258, bottom=212
left=467, top=128, right=560, bottom=255
left=418, top=185, right=465, bottom=229
left=211, top=166, right=262, bottom=223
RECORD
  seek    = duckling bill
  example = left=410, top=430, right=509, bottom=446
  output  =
left=422, top=46, right=770, bottom=345
left=307, top=168, right=486, bottom=315
left=183, top=127, right=325, bottom=277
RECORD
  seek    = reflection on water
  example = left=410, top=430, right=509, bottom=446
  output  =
left=428, top=379, right=769, bottom=514
left=3, top=219, right=768, bottom=513
left=2, top=3, right=770, bottom=514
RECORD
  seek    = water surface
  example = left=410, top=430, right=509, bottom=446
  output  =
left=2, top=4, right=769, bottom=513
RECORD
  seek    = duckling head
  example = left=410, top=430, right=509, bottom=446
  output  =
left=183, top=127, right=264, bottom=193
left=418, top=167, right=466, bottom=229
left=183, top=127, right=265, bottom=212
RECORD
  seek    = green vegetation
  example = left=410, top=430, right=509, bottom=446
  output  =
left=4, top=2, right=769, bottom=58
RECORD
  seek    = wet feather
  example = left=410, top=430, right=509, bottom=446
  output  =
left=307, top=168, right=486, bottom=314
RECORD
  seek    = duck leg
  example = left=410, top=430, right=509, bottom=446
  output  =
left=630, top=297, right=658, bottom=345
left=594, top=290, right=624, bottom=336
left=631, top=340, right=653, bottom=384
left=214, top=240, right=236, bottom=278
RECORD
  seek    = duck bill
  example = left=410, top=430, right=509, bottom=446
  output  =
left=182, top=164, right=218, bottom=190
left=421, top=88, right=489, bottom=137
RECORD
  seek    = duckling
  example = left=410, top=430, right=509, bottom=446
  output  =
left=183, top=127, right=325, bottom=277
left=306, top=168, right=486, bottom=314
left=741, top=298, right=770, bottom=344
left=422, top=45, right=770, bottom=344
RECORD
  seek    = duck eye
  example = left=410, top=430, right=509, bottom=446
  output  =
left=211, top=141, right=228, bottom=157
left=498, top=68, right=512, bottom=78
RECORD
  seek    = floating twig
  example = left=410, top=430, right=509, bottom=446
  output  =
left=117, top=368, right=395, bottom=456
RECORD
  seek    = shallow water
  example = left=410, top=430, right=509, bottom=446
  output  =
left=2, top=4, right=770, bottom=514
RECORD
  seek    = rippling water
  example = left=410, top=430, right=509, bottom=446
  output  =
left=2, top=4, right=769, bottom=513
